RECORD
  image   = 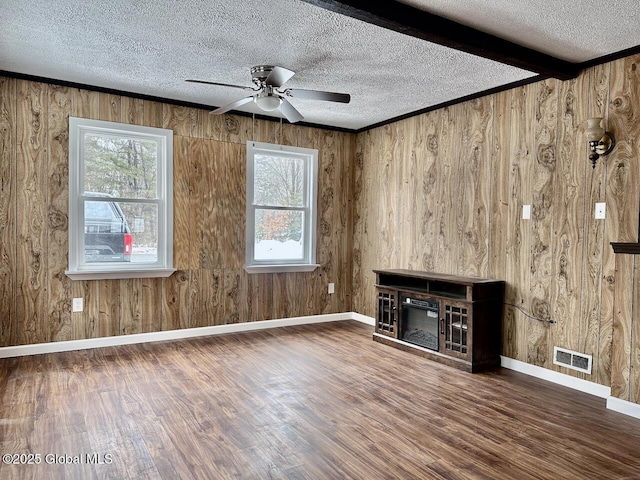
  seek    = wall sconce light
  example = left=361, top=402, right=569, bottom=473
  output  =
left=586, top=117, right=615, bottom=168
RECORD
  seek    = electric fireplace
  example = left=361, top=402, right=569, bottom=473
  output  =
left=373, top=269, right=504, bottom=372
left=400, top=296, right=439, bottom=351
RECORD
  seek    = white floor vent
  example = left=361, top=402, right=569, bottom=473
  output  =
left=553, top=347, right=592, bottom=374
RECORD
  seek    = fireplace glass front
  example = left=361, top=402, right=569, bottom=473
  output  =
left=401, top=297, right=439, bottom=351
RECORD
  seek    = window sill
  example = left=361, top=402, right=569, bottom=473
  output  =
left=244, top=264, right=320, bottom=274
left=65, top=268, right=177, bottom=281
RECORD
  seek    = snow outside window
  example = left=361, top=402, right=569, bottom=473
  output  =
left=245, top=141, right=319, bottom=274
left=66, top=117, right=175, bottom=280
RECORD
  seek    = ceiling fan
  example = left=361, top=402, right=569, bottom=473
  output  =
left=186, top=65, right=350, bottom=123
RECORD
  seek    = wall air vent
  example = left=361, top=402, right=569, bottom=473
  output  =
left=553, top=347, right=592, bottom=374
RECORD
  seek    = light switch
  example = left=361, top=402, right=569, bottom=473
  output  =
left=595, top=202, right=606, bottom=219
left=72, top=298, right=84, bottom=313
left=328, top=283, right=335, bottom=294
left=522, top=205, right=531, bottom=220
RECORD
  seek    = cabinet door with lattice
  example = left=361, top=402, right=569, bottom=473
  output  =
left=441, top=300, right=472, bottom=360
left=376, top=288, right=398, bottom=338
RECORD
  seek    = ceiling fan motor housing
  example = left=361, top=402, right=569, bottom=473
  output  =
left=251, top=65, right=275, bottom=86
left=190, top=64, right=347, bottom=123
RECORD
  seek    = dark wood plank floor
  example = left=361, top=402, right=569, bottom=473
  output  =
left=1, top=321, right=639, bottom=479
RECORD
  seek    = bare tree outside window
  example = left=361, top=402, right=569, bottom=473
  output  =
left=67, top=117, right=174, bottom=280
left=84, top=135, right=159, bottom=262
left=245, top=141, right=317, bottom=272
left=253, top=154, right=305, bottom=260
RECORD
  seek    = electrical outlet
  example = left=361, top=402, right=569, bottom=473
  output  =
left=72, top=298, right=84, bottom=313
left=595, top=202, right=606, bottom=219
left=522, top=205, right=531, bottom=220
left=328, top=283, right=335, bottom=294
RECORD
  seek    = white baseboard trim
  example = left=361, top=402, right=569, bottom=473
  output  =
left=6, top=318, right=639, bottom=420
left=500, top=356, right=611, bottom=399
left=350, top=312, right=375, bottom=326
left=501, top=356, right=640, bottom=421
left=606, top=396, right=640, bottom=420
left=0, top=312, right=375, bottom=359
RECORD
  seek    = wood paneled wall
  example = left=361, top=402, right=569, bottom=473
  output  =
left=0, top=77, right=355, bottom=346
left=353, top=54, right=640, bottom=400
left=3, top=54, right=640, bottom=404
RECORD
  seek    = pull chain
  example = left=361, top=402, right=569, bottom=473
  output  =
left=252, top=112, right=255, bottom=141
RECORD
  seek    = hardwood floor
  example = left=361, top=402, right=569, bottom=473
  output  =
left=1, top=321, right=639, bottom=479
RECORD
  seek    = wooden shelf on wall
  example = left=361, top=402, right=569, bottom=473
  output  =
left=611, top=243, right=640, bottom=255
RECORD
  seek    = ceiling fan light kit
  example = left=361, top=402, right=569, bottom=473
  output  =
left=255, top=94, right=282, bottom=111
left=187, top=65, right=350, bottom=123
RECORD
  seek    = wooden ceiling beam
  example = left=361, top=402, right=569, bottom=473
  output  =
left=299, top=0, right=580, bottom=80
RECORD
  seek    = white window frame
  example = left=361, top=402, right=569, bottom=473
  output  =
left=245, top=141, right=319, bottom=274
left=65, top=117, right=175, bottom=280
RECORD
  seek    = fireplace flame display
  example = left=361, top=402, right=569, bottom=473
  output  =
left=401, top=297, right=439, bottom=351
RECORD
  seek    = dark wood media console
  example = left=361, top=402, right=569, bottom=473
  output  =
left=374, top=269, right=504, bottom=372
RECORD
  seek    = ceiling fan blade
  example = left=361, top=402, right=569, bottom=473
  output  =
left=186, top=79, right=253, bottom=91
left=210, top=96, right=255, bottom=115
left=284, top=88, right=350, bottom=103
left=279, top=98, right=304, bottom=123
left=265, top=66, right=295, bottom=87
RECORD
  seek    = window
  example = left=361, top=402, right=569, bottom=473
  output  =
left=66, top=117, right=175, bottom=280
left=245, top=141, right=319, bottom=273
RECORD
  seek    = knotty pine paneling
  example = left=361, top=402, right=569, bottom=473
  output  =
left=2, top=76, right=354, bottom=347
left=407, top=112, right=429, bottom=272
left=162, top=270, right=189, bottom=331
left=580, top=63, right=610, bottom=382
left=341, top=133, right=356, bottom=309
left=527, top=79, right=558, bottom=368
left=608, top=53, right=640, bottom=401
left=189, top=269, right=224, bottom=328
left=222, top=142, right=246, bottom=269
left=360, top=128, right=379, bottom=311
left=418, top=113, right=439, bottom=271
left=222, top=269, right=244, bottom=325
left=631, top=260, right=640, bottom=404
left=4, top=53, right=640, bottom=404
left=47, top=85, right=72, bottom=343
left=162, top=104, right=199, bottom=138
left=143, top=100, right=163, bottom=129
left=490, top=90, right=512, bottom=357
left=0, top=77, right=17, bottom=347
left=70, top=88, right=100, bottom=341
left=608, top=55, right=640, bottom=244
left=119, top=279, right=143, bottom=335
left=200, top=138, right=223, bottom=270
left=548, top=74, right=588, bottom=375
left=437, top=105, right=457, bottom=275
left=351, top=132, right=364, bottom=308
left=141, top=278, right=162, bottom=333
left=16, top=79, right=48, bottom=345
left=99, top=280, right=120, bottom=338
left=172, top=135, right=192, bottom=270
left=464, top=98, right=492, bottom=278
left=612, top=254, right=634, bottom=399
left=353, top=55, right=640, bottom=397
left=506, top=84, right=535, bottom=363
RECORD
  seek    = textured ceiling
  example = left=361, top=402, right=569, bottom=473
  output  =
left=0, top=1, right=637, bottom=130
left=400, top=0, right=640, bottom=62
